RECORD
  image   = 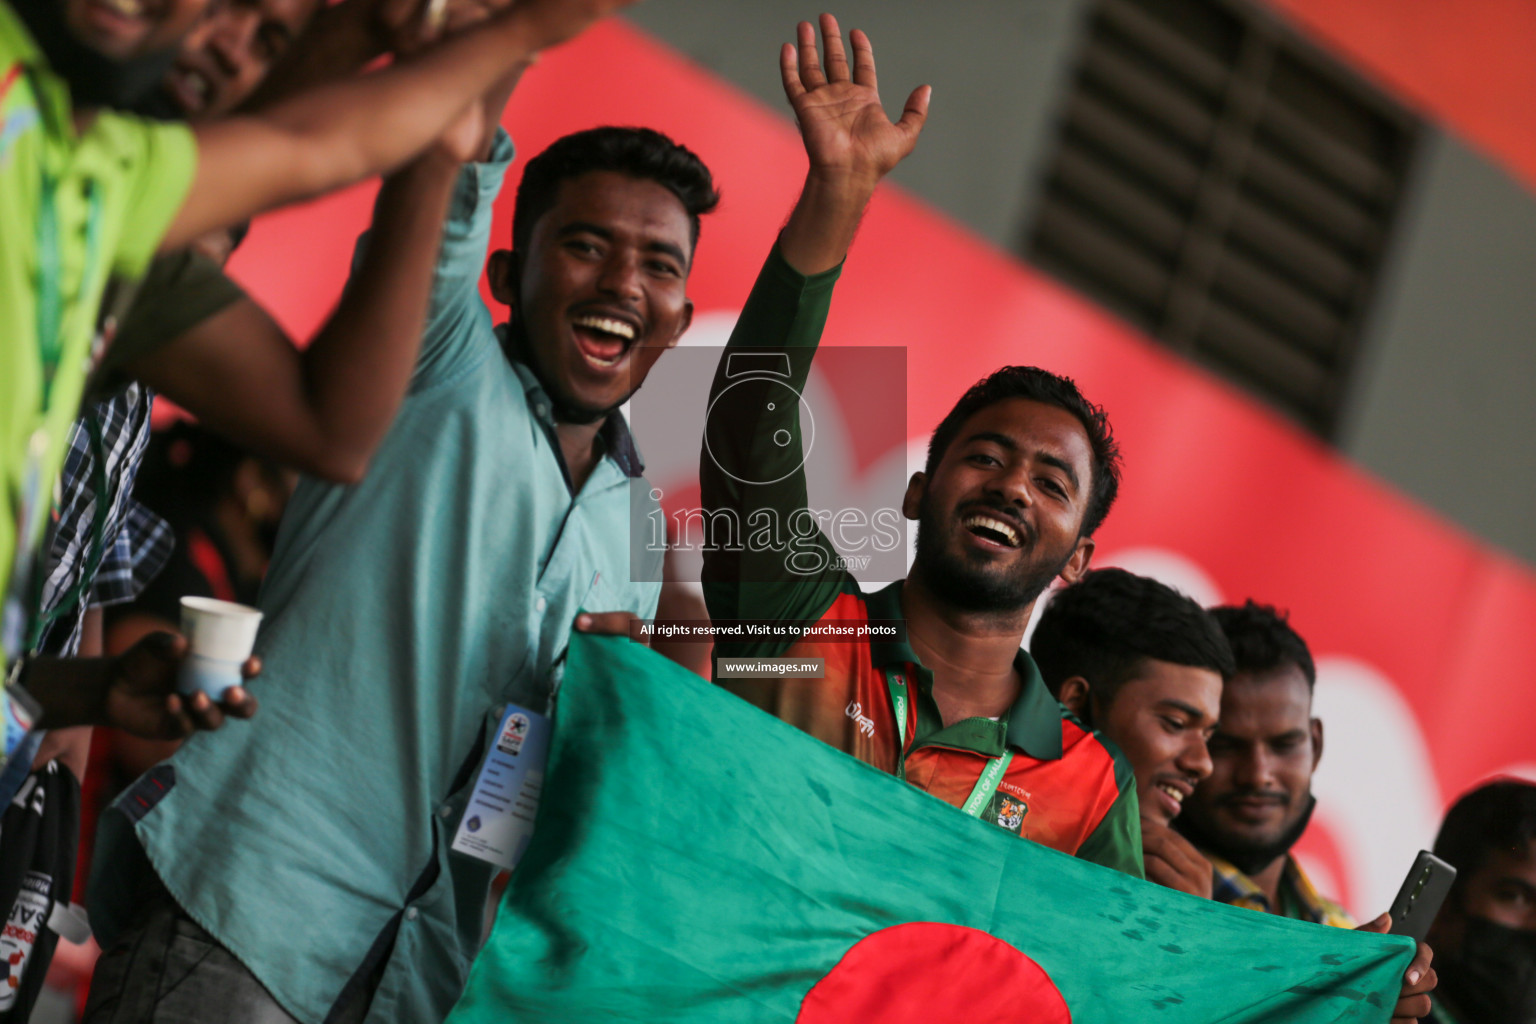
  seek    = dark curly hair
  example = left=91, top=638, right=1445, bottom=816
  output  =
left=512, top=126, right=720, bottom=259
left=1032, top=568, right=1234, bottom=715
left=1209, top=601, right=1316, bottom=689
left=924, top=366, right=1121, bottom=537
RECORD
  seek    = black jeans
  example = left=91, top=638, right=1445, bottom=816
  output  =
left=82, top=883, right=370, bottom=1024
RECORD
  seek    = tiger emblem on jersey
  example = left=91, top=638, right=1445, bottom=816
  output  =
left=996, top=796, right=1027, bottom=832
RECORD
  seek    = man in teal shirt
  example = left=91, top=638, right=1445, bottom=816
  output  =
left=89, top=123, right=719, bottom=1022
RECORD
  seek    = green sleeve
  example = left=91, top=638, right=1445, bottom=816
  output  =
left=1075, top=761, right=1146, bottom=880
left=95, top=113, right=197, bottom=279
left=90, top=250, right=246, bottom=395
left=701, top=242, right=848, bottom=661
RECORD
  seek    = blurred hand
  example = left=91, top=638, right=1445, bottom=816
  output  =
left=1142, top=821, right=1213, bottom=899
left=376, top=0, right=513, bottom=56
left=102, top=632, right=260, bottom=741
left=574, top=611, right=647, bottom=645
left=781, top=14, right=928, bottom=190
left=1356, top=914, right=1436, bottom=1022
left=500, top=0, right=641, bottom=54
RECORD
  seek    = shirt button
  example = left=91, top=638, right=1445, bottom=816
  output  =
left=438, top=804, right=453, bottom=818
left=493, top=705, right=506, bottom=719
left=535, top=596, right=547, bottom=612
left=405, top=907, right=419, bottom=922
left=534, top=403, right=547, bottom=420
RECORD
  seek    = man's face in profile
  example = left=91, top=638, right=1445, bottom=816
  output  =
left=1091, top=659, right=1221, bottom=828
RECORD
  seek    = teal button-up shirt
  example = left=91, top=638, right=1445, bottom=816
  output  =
left=89, top=133, right=663, bottom=1024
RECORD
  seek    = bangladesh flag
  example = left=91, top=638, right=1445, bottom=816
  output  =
left=448, top=634, right=1412, bottom=1023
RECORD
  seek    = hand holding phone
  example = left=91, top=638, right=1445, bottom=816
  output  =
left=1386, top=849, right=1456, bottom=943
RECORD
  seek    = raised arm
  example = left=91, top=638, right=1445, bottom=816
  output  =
left=700, top=15, right=928, bottom=652
left=778, top=14, right=928, bottom=273
left=127, top=77, right=520, bottom=483
left=159, top=0, right=630, bottom=252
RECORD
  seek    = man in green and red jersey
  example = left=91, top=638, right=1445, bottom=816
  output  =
left=698, top=15, right=1141, bottom=877
left=1030, top=567, right=1231, bottom=892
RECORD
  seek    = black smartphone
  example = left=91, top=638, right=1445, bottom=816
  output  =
left=1387, top=850, right=1457, bottom=943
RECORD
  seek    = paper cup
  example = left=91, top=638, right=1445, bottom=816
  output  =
left=178, top=597, right=262, bottom=700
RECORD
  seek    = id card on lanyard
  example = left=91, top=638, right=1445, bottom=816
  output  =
left=883, top=669, right=1013, bottom=818
left=450, top=703, right=551, bottom=871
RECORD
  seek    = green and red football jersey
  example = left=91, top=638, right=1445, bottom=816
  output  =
left=701, top=244, right=1142, bottom=878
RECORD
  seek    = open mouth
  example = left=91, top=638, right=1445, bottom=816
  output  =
left=1155, top=781, right=1188, bottom=807
left=571, top=313, right=639, bottom=370
left=82, top=0, right=152, bottom=32
left=962, top=512, right=1023, bottom=549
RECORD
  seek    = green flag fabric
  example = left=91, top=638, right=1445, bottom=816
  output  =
left=448, top=634, right=1413, bottom=1023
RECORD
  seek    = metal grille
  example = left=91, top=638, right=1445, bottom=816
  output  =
left=1026, top=0, right=1418, bottom=437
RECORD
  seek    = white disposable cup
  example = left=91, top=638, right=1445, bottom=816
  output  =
left=180, top=597, right=263, bottom=659
left=178, top=597, right=262, bottom=699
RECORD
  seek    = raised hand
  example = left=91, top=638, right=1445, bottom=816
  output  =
left=376, top=0, right=514, bottom=57
left=781, top=14, right=929, bottom=190
left=501, top=0, right=641, bottom=53
left=776, top=14, right=930, bottom=274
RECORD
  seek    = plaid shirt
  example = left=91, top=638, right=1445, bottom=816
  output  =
left=1207, top=850, right=1356, bottom=928
left=34, top=384, right=171, bottom=656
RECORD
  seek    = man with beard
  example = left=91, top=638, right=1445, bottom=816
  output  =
left=700, top=21, right=1139, bottom=875
left=1026, top=585, right=1438, bottom=1017
left=1424, top=779, right=1536, bottom=1024
left=1029, top=568, right=1231, bottom=893
left=1174, top=601, right=1349, bottom=923
left=1173, top=600, right=1437, bottom=1022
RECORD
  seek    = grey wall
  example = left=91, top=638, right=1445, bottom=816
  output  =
left=1342, top=129, right=1536, bottom=565
left=623, top=0, right=1086, bottom=252
left=626, top=3, right=1536, bottom=569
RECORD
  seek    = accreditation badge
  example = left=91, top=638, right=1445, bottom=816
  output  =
left=450, top=703, right=551, bottom=871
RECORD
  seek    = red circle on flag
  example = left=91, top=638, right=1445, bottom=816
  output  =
left=796, top=922, right=1071, bottom=1023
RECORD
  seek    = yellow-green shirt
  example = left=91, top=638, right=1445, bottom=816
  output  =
left=0, top=0, right=195, bottom=662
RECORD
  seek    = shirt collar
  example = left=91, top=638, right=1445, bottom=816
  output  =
left=1207, top=850, right=1268, bottom=907
left=864, top=579, right=1063, bottom=760
left=499, top=326, right=646, bottom=479
left=1205, top=851, right=1346, bottom=925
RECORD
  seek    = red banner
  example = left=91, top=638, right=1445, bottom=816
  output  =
left=228, top=21, right=1535, bottom=918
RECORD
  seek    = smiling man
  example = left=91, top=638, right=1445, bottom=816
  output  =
left=1029, top=567, right=1232, bottom=893
left=1175, top=600, right=1438, bottom=1022
left=86, top=118, right=713, bottom=1024
left=700, top=16, right=1140, bottom=877
left=1174, top=601, right=1344, bottom=923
